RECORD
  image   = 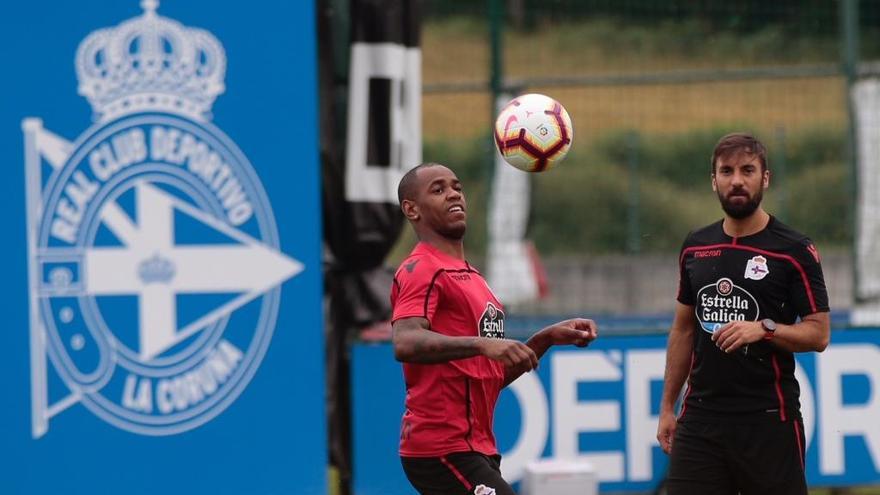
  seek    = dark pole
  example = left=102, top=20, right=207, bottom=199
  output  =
left=840, top=0, right=860, bottom=301
left=627, top=130, right=641, bottom=254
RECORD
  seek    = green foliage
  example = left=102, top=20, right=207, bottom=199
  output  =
left=781, top=126, right=847, bottom=174
left=784, top=162, right=851, bottom=244
left=423, top=135, right=495, bottom=186
left=593, top=127, right=746, bottom=188
left=545, top=19, right=839, bottom=65
left=530, top=135, right=721, bottom=254
left=863, top=27, right=880, bottom=59
left=530, top=156, right=717, bottom=254
left=530, top=159, right=631, bottom=253
left=420, top=126, right=851, bottom=257
left=511, top=0, right=840, bottom=35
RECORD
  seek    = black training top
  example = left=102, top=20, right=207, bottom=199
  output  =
left=676, top=216, right=829, bottom=422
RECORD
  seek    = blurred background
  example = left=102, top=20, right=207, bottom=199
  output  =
left=332, top=1, right=880, bottom=494
left=408, top=0, right=870, bottom=322
left=3, top=1, right=879, bottom=494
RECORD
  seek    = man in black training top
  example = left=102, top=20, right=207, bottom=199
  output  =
left=656, top=132, right=830, bottom=495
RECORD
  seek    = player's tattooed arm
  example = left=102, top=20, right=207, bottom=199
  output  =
left=502, top=318, right=597, bottom=387
left=392, top=317, right=538, bottom=367
left=526, top=318, right=597, bottom=358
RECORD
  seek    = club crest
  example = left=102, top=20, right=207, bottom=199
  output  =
left=24, top=1, right=302, bottom=437
left=744, top=255, right=770, bottom=280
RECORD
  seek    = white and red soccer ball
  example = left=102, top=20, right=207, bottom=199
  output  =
left=493, top=93, right=573, bottom=172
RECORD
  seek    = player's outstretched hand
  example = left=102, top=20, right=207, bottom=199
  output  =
left=479, top=339, right=539, bottom=370
left=544, top=318, right=598, bottom=347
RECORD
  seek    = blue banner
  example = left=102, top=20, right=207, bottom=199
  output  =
left=352, top=330, right=880, bottom=494
left=0, top=1, right=325, bottom=494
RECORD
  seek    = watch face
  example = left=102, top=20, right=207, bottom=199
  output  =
left=762, top=319, right=777, bottom=332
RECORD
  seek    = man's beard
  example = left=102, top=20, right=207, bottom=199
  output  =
left=718, top=188, right=763, bottom=219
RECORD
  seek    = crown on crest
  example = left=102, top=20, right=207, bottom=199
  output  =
left=75, top=0, right=226, bottom=122
left=138, top=253, right=176, bottom=284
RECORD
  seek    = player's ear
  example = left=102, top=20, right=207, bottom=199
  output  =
left=711, top=173, right=717, bottom=192
left=763, top=169, right=770, bottom=189
left=401, top=199, right=419, bottom=221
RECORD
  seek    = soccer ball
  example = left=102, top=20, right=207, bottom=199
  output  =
left=493, top=93, right=573, bottom=172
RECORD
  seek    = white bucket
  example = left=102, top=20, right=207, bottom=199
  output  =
left=521, top=459, right=599, bottom=495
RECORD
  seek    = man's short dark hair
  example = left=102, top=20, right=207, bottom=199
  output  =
left=711, top=132, right=768, bottom=174
left=397, top=162, right=445, bottom=204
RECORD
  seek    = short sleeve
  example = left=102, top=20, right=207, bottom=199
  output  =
left=789, top=239, right=830, bottom=316
left=676, top=235, right=695, bottom=306
left=391, top=258, right=443, bottom=324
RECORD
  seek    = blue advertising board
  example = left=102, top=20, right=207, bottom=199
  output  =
left=353, top=330, right=880, bottom=494
left=0, top=1, right=325, bottom=494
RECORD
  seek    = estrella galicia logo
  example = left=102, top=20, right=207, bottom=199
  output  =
left=23, top=1, right=303, bottom=437
left=695, top=278, right=759, bottom=334
left=479, top=302, right=505, bottom=339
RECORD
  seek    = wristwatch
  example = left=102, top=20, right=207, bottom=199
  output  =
left=761, top=318, right=777, bottom=341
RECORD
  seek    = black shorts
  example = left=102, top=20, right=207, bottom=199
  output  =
left=401, top=452, right=516, bottom=495
left=667, top=418, right=807, bottom=495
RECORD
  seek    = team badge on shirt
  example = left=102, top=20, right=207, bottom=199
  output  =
left=478, top=302, right=505, bottom=338
left=744, top=255, right=770, bottom=280
left=474, top=485, right=496, bottom=495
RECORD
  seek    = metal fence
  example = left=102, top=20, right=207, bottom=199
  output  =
left=406, top=0, right=880, bottom=318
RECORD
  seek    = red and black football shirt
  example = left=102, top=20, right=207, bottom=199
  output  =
left=677, top=216, right=829, bottom=422
left=391, top=242, right=506, bottom=457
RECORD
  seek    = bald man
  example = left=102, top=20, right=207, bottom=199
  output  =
left=391, top=162, right=598, bottom=495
